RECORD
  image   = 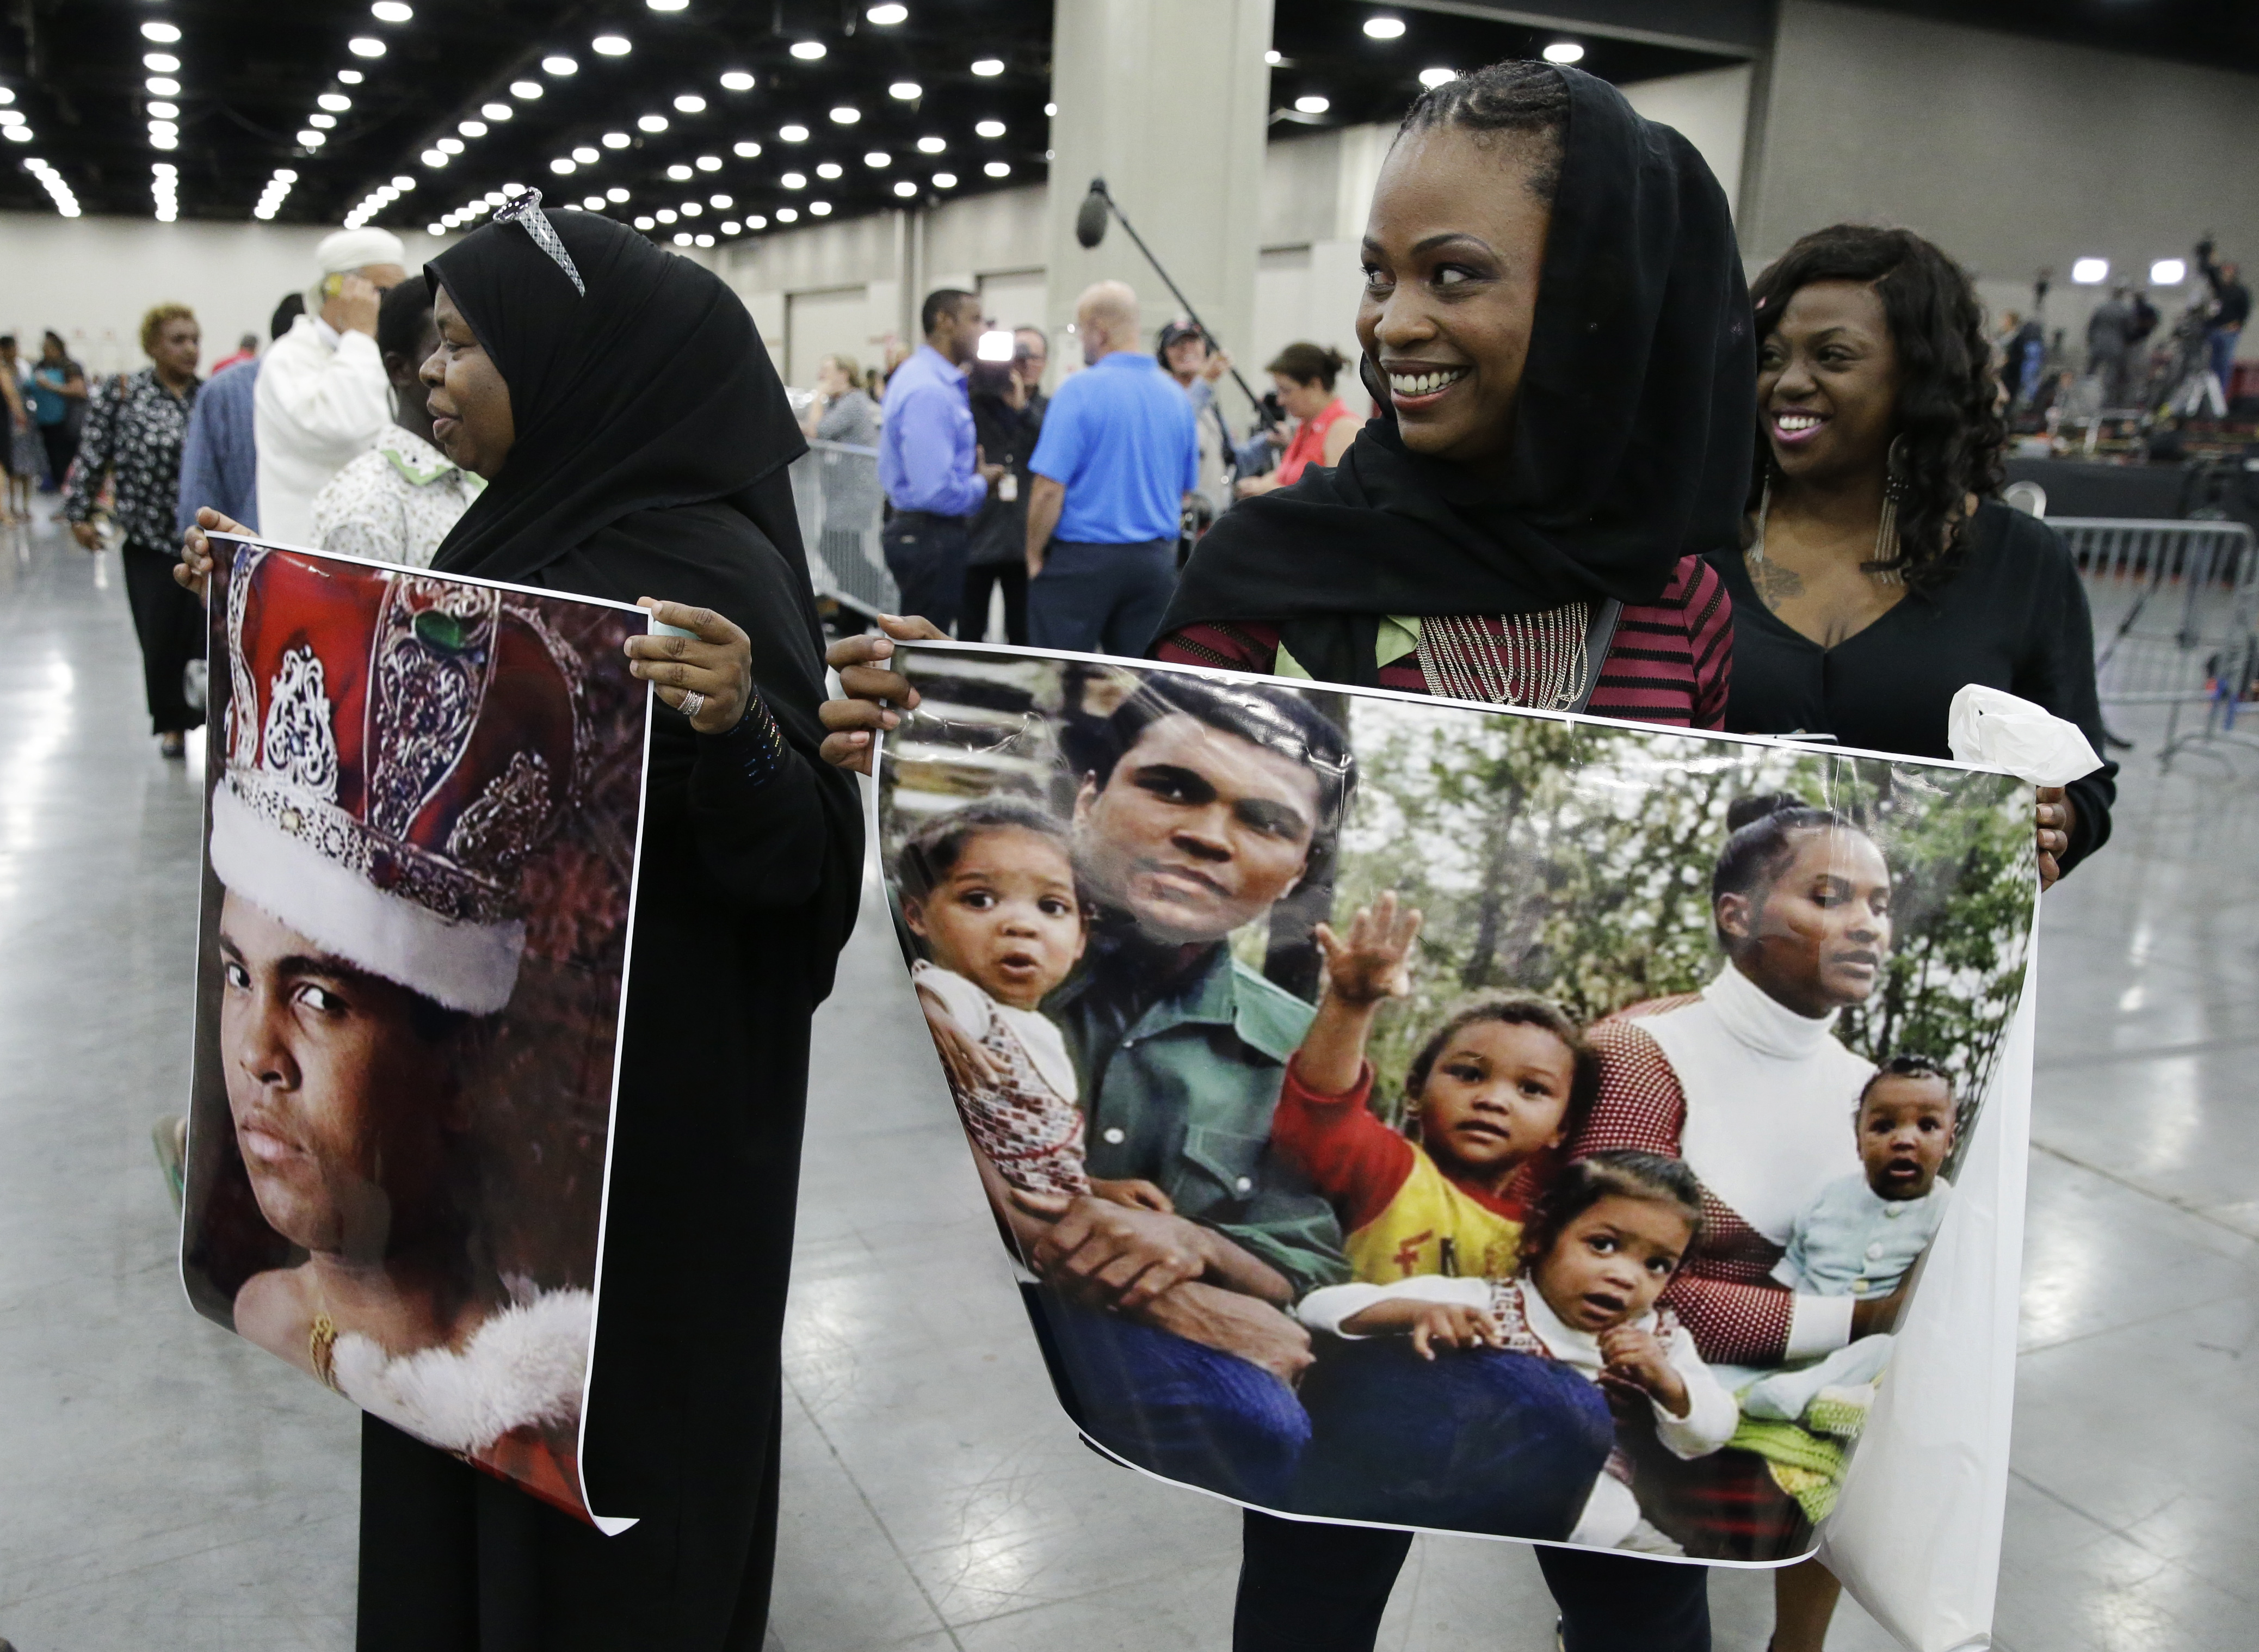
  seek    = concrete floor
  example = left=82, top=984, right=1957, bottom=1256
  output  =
left=1, top=509, right=2252, bottom=1650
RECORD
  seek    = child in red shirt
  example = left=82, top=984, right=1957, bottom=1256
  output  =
left=1275, top=892, right=1599, bottom=1283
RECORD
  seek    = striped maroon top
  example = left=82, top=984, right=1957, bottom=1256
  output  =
left=1154, top=554, right=1733, bottom=729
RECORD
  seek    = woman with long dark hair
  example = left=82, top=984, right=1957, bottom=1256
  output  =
left=183, top=199, right=862, bottom=1650
left=820, top=59, right=1751, bottom=1652
left=1720, top=224, right=2114, bottom=889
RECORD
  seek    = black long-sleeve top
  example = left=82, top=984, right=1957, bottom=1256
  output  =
left=1708, top=500, right=2116, bottom=874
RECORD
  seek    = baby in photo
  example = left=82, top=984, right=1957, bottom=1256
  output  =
left=1271, top=891, right=1596, bottom=1283
left=1742, top=1055, right=1958, bottom=1426
left=899, top=801, right=1093, bottom=1198
left=1297, top=1151, right=1738, bottom=1552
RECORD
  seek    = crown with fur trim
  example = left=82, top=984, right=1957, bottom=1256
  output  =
left=211, top=544, right=587, bottom=1014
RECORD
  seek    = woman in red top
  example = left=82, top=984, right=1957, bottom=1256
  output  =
left=1235, top=342, right=1357, bottom=497
left=821, top=59, right=1752, bottom=1652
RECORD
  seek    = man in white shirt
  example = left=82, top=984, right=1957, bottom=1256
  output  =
left=253, top=227, right=409, bottom=544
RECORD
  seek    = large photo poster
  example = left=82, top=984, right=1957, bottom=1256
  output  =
left=873, top=642, right=2035, bottom=1565
left=180, top=536, right=651, bottom=1530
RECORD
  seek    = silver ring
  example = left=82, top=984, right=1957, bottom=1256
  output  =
left=679, top=689, right=706, bottom=720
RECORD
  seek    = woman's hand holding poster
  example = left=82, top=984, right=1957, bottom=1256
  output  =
left=181, top=536, right=652, bottom=1532
left=873, top=643, right=2035, bottom=1589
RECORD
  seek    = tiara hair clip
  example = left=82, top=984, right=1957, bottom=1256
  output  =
left=493, top=188, right=585, bottom=297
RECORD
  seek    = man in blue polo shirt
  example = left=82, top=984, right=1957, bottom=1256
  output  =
left=879, top=287, right=1004, bottom=634
left=1024, top=281, right=1198, bottom=654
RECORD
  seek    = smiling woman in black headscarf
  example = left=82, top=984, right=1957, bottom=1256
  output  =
left=816, top=61, right=1748, bottom=1652
left=181, top=199, right=863, bottom=1649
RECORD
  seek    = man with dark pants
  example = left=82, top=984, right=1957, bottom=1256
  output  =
left=878, top=288, right=1002, bottom=633
left=2198, top=239, right=2249, bottom=404
left=1024, top=281, right=1197, bottom=655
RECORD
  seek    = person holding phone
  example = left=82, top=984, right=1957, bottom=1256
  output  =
left=251, top=227, right=409, bottom=544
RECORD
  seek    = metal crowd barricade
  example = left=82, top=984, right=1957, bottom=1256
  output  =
left=789, top=438, right=897, bottom=622
left=2056, top=516, right=2259, bottom=758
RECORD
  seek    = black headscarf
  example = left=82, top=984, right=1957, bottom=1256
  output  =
left=427, top=206, right=806, bottom=586
left=1160, top=66, right=1755, bottom=687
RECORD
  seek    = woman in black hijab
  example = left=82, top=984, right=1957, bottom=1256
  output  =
left=820, top=62, right=1746, bottom=1652
left=188, top=199, right=862, bottom=1650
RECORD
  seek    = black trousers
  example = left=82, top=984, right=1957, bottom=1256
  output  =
left=1234, top=1511, right=1709, bottom=1652
left=880, top=511, right=969, bottom=635
left=121, top=537, right=205, bottom=735
left=38, top=421, right=77, bottom=489
left=961, top=559, right=1028, bottom=644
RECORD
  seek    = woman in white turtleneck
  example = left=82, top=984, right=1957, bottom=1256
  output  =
left=1573, top=796, right=1896, bottom=1568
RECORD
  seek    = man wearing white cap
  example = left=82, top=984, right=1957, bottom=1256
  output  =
left=252, top=227, right=409, bottom=545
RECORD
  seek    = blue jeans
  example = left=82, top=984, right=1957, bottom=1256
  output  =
left=1021, top=1287, right=1311, bottom=1507
left=2209, top=328, right=2241, bottom=400
left=1292, top=1339, right=1616, bottom=1538
left=1026, top=538, right=1178, bottom=656
left=881, top=511, right=969, bottom=635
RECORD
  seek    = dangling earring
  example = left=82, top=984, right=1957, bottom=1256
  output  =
left=1866, top=435, right=1908, bottom=585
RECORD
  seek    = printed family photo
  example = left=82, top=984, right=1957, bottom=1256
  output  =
left=875, top=643, right=2034, bottom=1565
left=180, top=538, right=651, bottom=1524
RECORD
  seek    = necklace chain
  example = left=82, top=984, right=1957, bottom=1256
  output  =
left=1750, top=477, right=1904, bottom=586
left=1415, top=607, right=1590, bottom=710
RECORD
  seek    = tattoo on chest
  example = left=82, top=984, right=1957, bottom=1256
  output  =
left=1745, top=551, right=1804, bottom=609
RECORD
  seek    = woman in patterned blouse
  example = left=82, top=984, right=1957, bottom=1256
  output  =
left=64, top=303, right=204, bottom=756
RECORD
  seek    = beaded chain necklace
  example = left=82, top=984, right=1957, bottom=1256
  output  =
left=1414, top=605, right=1593, bottom=710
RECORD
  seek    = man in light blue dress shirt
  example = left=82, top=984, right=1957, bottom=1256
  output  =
left=1024, top=282, right=1199, bottom=655
left=878, top=288, right=1002, bottom=633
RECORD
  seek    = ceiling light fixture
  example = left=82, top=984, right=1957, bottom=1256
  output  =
left=1418, top=67, right=1456, bottom=88
left=710, top=191, right=732, bottom=207
left=675, top=93, right=707, bottom=112
left=602, top=131, right=629, bottom=147
left=656, top=207, right=677, bottom=223
left=695, top=153, right=721, bottom=170
left=421, top=147, right=449, bottom=167
left=144, top=52, right=181, bottom=72
left=583, top=194, right=605, bottom=209
left=721, top=220, right=741, bottom=235
left=733, top=140, right=762, bottom=158
left=147, top=77, right=182, bottom=97
left=830, top=106, right=861, bottom=124
left=816, top=161, right=842, bottom=178
left=638, top=114, right=669, bottom=132
left=916, top=135, right=945, bottom=153
left=983, top=161, right=1010, bottom=177
left=667, top=163, right=693, bottom=180
left=319, top=93, right=353, bottom=111
left=142, top=21, right=182, bottom=42
left=889, top=81, right=921, bottom=100
left=298, top=130, right=327, bottom=147
left=594, top=34, right=632, bottom=56
left=460, top=119, right=488, bottom=136
left=780, top=123, right=809, bottom=141
left=511, top=80, right=543, bottom=98
left=634, top=214, right=655, bottom=230
left=746, top=213, right=767, bottom=229
left=436, top=135, right=465, bottom=153
left=308, top=113, right=337, bottom=130
left=349, top=36, right=386, bottom=58
left=775, top=206, right=798, bottom=223
left=1294, top=94, right=1330, bottom=114
left=781, top=171, right=806, bottom=188
left=2070, top=257, right=2109, bottom=285
left=393, top=174, right=415, bottom=188
left=673, top=231, right=692, bottom=245
left=975, top=119, right=1004, bottom=138
left=544, top=55, right=578, bottom=75
left=338, top=69, right=365, bottom=84
left=1363, top=15, right=1406, bottom=39
left=372, top=1, right=413, bottom=20
left=720, top=71, right=755, bottom=91
left=1542, top=40, right=1584, bottom=64
left=649, top=0, right=688, bottom=11
left=551, top=157, right=576, bottom=174
left=864, top=151, right=890, bottom=167
left=572, top=145, right=598, bottom=162
left=1265, top=50, right=1282, bottom=65
left=681, top=201, right=701, bottom=216
left=2151, top=258, right=2188, bottom=286
left=148, top=101, right=180, bottom=119
left=971, top=58, right=1004, bottom=76
left=1045, top=101, right=1057, bottom=115
left=868, top=4, right=908, bottom=22
left=483, top=102, right=513, bottom=119
left=608, top=186, right=629, bottom=201
left=789, top=41, right=825, bottom=60
left=893, top=179, right=917, bottom=198
left=931, top=171, right=956, bottom=188
left=809, top=201, right=831, bottom=217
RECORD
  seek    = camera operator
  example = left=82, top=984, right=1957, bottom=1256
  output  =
left=2197, top=236, right=2250, bottom=401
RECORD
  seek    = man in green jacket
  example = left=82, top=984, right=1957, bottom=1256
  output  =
left=1010, top=673, right=1355, bottom=1505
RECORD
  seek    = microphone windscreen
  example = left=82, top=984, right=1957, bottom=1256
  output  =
left=1074, top=186, right=1107, bottom=250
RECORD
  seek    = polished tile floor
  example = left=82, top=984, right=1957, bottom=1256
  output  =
left=0, top=511, right=2252, bottom=1650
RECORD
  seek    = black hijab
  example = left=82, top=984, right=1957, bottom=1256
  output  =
left=427, top=206, right=806, bottom=586
left=1160, top=66, right=1755, bottom=687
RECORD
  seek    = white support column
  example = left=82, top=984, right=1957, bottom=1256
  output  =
left=1044, top=0, right=1273, bottom=421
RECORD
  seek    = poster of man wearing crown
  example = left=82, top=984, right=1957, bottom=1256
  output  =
left=180, top=535, right=653, bottom=1528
